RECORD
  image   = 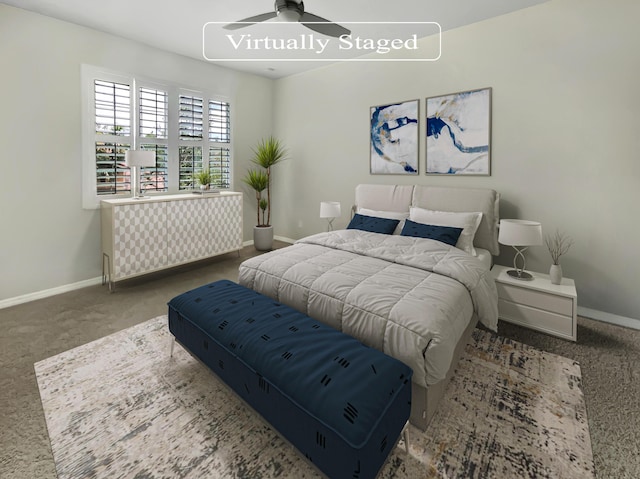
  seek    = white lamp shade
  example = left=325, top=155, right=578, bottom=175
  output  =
left=125, top=150, right=156, bottom=168
left=498, top=219, right=543, bottom=246
left=320, top=201, right=341, bottom=218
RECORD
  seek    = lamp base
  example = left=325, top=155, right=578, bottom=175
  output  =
left=506, top=269, right=534, bottom=281
left=326, top=218, right=335, bottom=232
left=130, top=166, right=149, bottom=200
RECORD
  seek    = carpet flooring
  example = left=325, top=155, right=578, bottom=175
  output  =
left=1, top=243, right=639, bottom=478
left=35, top=316, right=593, bottom=479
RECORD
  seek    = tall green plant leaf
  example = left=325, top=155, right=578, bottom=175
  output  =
left=251, top=136, right=288, bottom=169
left=242, top=169, right=269, bottom=226
left=251, top=136, right=288, bottom=226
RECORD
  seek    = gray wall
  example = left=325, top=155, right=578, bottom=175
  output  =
left=270, top=0, right=640, bottom=323
left=0, top=4, right=274, bottom=303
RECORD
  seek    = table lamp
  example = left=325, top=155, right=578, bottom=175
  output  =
left=124, top=150, right=156, bottom=199
left=498, top=219, right=543, bottom=280
left=320, top=201, right=341, bottom=231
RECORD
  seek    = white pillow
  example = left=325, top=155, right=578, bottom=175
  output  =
left=409, top=207, right=483, bottom=255
left=357, top=208, right=409, bottom=235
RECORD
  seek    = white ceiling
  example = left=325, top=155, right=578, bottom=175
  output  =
left=2, top=0, right=548, bottom=79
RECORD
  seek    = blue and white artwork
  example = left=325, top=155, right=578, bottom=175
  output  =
left=370, top=99, right=419, bottom=175
left=426, top=88, right=491, bottom=175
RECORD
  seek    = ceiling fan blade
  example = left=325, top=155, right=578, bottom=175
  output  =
left=223, top=12, right=278, bottom=30
left=300, top=12, right=351, bottom=38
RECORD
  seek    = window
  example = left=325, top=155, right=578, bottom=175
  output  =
left=82, top=65, right=232, bottom=208
left=177, top=95, right=231, bottom=190
left=179, top=95, right=203, bottom=140
left=209, top=100, right=231, bottom=142
left=138, top=87, right=169, bottom=193
left=94, top=80, right=131, bottom=195
left=208, top=101, right=231, bottom=189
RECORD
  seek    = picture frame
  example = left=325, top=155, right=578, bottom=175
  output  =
left=425, top=87, right=491, bottom=176
left=370, top=99, right=419, bottom=175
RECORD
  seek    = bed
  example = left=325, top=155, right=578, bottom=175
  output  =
left=238, top=184, right=500, bottom=430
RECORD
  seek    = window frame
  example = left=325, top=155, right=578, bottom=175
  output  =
left=81, top=65, right=233, bottom=209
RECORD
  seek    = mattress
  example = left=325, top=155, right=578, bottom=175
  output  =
left=239, top=230, right=498, bottom=389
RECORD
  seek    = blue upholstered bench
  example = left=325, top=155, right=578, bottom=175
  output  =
left=168, top=280, right=412, bottom=479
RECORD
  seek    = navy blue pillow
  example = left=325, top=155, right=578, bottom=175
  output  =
left=400, top=219, right=463, bottom=246
left=347, top=214, right=400, bottom=235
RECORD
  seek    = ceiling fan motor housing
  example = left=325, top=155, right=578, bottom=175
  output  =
left=275, top=0, right=304, bottom=21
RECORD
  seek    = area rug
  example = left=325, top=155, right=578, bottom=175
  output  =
left=35, top=316, right=594, bottom=479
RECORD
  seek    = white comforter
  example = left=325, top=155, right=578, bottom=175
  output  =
left=238, top=230, right=498, bottom=387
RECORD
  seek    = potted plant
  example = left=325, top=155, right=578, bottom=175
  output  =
left=243, top=169, right=268, bottom=221
left=242, top=137, right=288, bottom=250
left=545, top=229, right=573, bottom=284
left=194, top=168, right=212, bottom=190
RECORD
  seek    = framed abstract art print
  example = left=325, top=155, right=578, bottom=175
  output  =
left=426, top=87, right=491, bottom=175
left=370, top=99, right=419, bottom=175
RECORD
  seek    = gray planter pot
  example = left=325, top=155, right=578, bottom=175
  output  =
left=253, top=226, right=274, bottom=251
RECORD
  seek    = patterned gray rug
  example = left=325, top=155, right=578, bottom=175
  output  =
left=35, top=316, right=594, bottom=479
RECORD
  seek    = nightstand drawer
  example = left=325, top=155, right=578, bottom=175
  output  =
left=491, top=265, right=577, bottom=341
left=498, top=299, right=574, bottom=338
left=496, top=283, right=573, bottom=316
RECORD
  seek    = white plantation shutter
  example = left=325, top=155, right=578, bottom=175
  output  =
left=83, top=66, right=233, bottom=205
left=178, top=146, right=203, bottom=190
left=209, top=100, right=230, bottom=142
left=95, top=141, right=131, bottom=195
left=179, top=95, right=204, bottom=140
left=94, top=80, right=131, bottom=195
left=209, top=147, right=231, bottom=189
left=137, top=86, right=169, bottom=193
left=95, top=80, right=130, bottom=136
left=139, top=87, right=168, bottom=139
left=178, top=94, right=204, bottom=190
left=138, top=144, right=168, bottom=192
left=178, top=96, right=231, bottom=190
left=208, top=100, right=231, bottom=189
left=93, top=82, right=169, bottom=195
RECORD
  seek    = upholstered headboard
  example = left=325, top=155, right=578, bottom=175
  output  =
left=354, top=184, right=500, bottom=255
left=354, top=184, right=415, bottom=213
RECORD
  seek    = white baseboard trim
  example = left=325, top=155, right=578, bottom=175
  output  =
left=578, top=306, right=640, bottom=331
left=242, top=235, right=298, bottom=246
left=243, top=236, right=295, bottom=248
left=0, top=276, right=103, bottom=310
left=274, top=235, right=296, bottom=244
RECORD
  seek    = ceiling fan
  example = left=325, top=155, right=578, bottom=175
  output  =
left=223, top=0, right=351, bottom=38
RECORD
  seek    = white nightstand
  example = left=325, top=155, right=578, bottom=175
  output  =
left=491, top=264, right=577, bottom=341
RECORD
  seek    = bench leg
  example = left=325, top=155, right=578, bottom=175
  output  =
left=170, top=337, right=175, bottom=358
left=402, top=422, right=410, bottom=454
